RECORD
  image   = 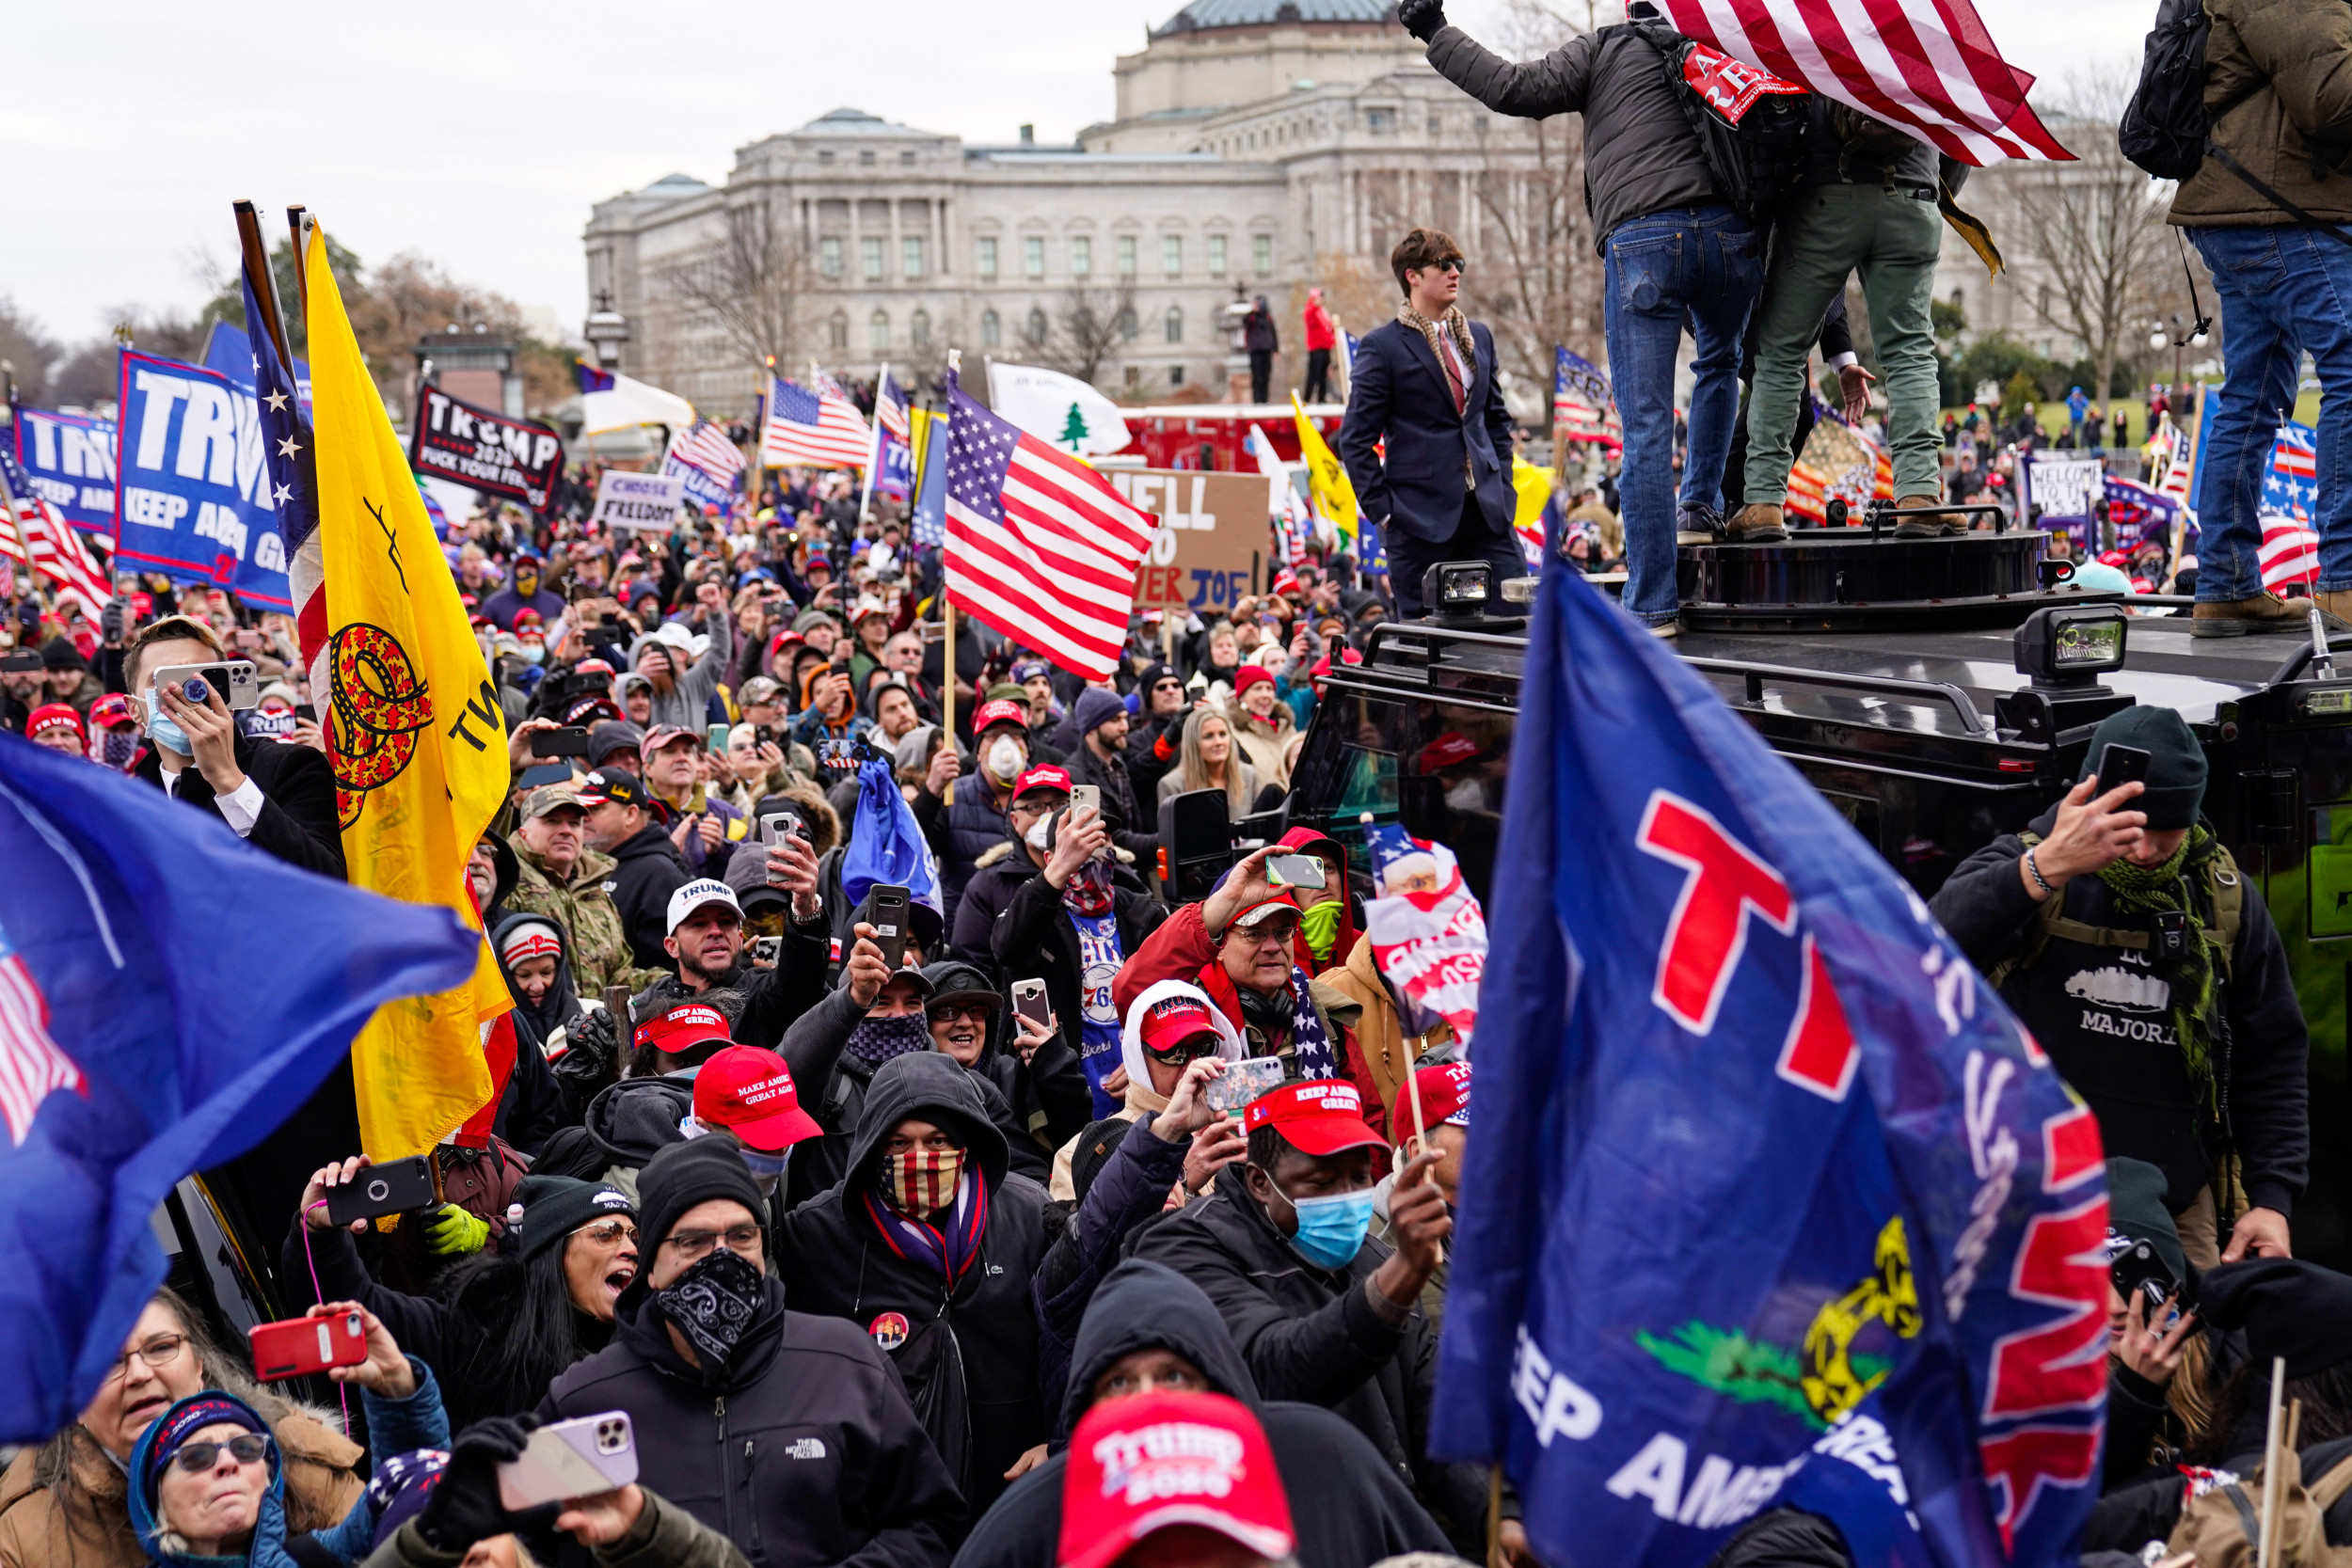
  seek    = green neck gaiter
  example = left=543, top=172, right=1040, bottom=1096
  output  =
left=1300, top=898, right=1344, bottom=965
left=2095, top=825, right=2216, bottom=1103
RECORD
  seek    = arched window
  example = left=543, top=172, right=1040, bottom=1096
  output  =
left=828, top=312, right=849, bottom=351
left=1026, top=308, right=1048, bottom=346
left=911, top=309, right=931, bottom=348
left=1115, top=308, right=1137, bottom=341
left=868, top=309, right=889, bottom=352
left=1164, top=307, right=1184, bottom=343
left=981, top=309, right=1001, bottom=348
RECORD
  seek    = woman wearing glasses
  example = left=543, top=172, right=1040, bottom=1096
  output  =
left=282, top=1165, right=639, bottom=1431
left=125, top=1299, right=447, bottom=1568
left=0, top=1291, right=375, bottom=1568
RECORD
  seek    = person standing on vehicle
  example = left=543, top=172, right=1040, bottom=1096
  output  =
left=1335, top=229, right=1523, bottom=621
left=2164, top=0, right=2352, bottom=634
left=1244, top=295, right=1280, bottom=404
left=1302, top=289, right=1339, bottom=404
left=1928, top=706, right=2308, bottom=1269
left=1398, top=0, right=1762, bottom=630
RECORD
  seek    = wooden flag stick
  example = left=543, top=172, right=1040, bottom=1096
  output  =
left=284, top=206, right=310, bottom=320
left=231, top=202, right=296, bottom=372
left=2258, top=1354, right=2288, bottom=1568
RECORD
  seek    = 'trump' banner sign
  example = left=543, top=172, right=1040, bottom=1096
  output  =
left=10, top=409, right=119, bottom=536
left=409, top=387, right=562, bottom=511
left=111, top=351, right=292, bottom=610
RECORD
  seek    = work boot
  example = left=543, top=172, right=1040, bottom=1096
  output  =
left=1725, top=503, right=1788, bottom=544
left=2190, top=593, right=2314, bottom=637
left=2316, top=589, right=2352, bottom=628
left=1891, top=495, right=1953, bottom=538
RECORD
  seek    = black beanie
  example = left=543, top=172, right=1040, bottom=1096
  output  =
left=40, top=637, right=86, bottom=673
left=636, top=1135, right=767, bottom=1257
left=511, top=1173, right=633, bottom=1265
left=2197, top=1259, right=2352, bottom=1379
left=2104, top=1158, right=2186, bottom=1287
left=2079, top=705, right=2206, bottom=831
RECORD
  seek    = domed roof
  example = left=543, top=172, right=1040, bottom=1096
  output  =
left=1153, top=0, right=1393, bottom=36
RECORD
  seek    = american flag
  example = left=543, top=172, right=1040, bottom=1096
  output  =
left=1553, top=347, right=1623, bottom=451
left=0, top=444, right=109, bottom=622
left=664, top=419, right=746, bottom=511
left=1652, top=0, right=2072, bottom=165
left=761, top=375, right=871, bottom=470
left=874, top=370, right=912, bottom=442
left=0, top=926, right=84, bottom=1148
left=940, top=374, right=1154, bottom=680
left=2260, top=422, right=2320, bottom=590
left=244, top=241, right=328, bottom=704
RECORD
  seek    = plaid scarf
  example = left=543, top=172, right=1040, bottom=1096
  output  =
left=863, top=1167, right=990, bottom=1289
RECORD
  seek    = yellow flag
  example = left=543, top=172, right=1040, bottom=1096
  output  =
left=1511, top=456, right=1551, bottom=534
left=1291, top=393, right=1358, bottom=543
left=304, top=224, right=506, bottom=1158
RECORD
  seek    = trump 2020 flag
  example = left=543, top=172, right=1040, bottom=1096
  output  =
left=0, top=735, right=480, bottom=1443
left=1433, top=566, right=2108, bottom=1567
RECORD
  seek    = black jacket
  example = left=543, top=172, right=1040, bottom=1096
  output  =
left=773, top=1053, right=1051, bottom=1514
left=1929, top=810, right=2310, bottom=1217
left=132, top=733, right=345, bottom=879
left=1130, top=1185, right=1487, bottom=1550
left=1063, top=744, right=1156, bottom=859
left=1338, top=318, right=1516, bottom=546
left=923, top=958, right=1093, bottom=1172
left=1033, top=1114, right=1188, bottom=1417
left=540, top=1273, right=962, bottom=1568
left=989, top=862, right=1166, bottom=1104
left=601, top=819, right=691, bottom=971
left=950, top=1260, right=1448, bottom=1568
left=536, top=1075, right=694, bottom=1188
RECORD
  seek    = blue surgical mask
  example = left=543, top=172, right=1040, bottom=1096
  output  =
left=1284, top=1187, right=1375, bottom=1271
left=141, top=688, right=192, bottom=756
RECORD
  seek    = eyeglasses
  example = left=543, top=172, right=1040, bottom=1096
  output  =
left=172, top=1435, right=272, bottom=1474
left=664, top=1223, right=762, bottom=1261
left=105, top=1334, right=189, bottom=1383
left=1238, top=922, right=1299, bottom=947
left=928, top=1002, right=993, bottom=1024
left=574, top=1218, right=638, bottom=1247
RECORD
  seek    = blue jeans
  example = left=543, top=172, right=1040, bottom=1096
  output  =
left=2191, top=225, right=2352, bottom=598
left=1603, top=205, right=1764, bottom=623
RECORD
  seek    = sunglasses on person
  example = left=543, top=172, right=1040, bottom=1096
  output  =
left=1143, top=1035, right=1222, bottom=1066
left=664, top=1223, right=762, bottom=1260
left=573, top=1218, right=638, bottom=1246
left=172, top=1435, right=273, bottom=1474
left=928, top=1001, right=993, bottom=1024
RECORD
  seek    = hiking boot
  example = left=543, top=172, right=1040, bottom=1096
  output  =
left=1725, top=503, right=1788, bottom=544
left=2316, top=589, right=2352, bottom=628
left=2191, top=593, right=2313, bottom=637
left=1891, top=495, right=1953, bottom=538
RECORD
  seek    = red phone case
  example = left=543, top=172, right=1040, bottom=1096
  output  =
left=250, top=1314, right=367, bottom=1382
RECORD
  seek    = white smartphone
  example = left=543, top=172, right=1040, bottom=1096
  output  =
left=1070, top=784, right=1101, bottom=817
left=497, top=1412, right=638, bottom=1510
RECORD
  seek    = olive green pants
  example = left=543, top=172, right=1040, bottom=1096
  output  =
left=1744, top=183, right=1944, bottom=505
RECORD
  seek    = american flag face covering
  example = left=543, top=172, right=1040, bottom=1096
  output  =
left=882, top=1145, right=966, bottom=1216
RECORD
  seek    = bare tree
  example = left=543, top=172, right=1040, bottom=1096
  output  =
left=1041, top=280, right=1138, bottom=384
left=1469, top=0, right=1604, bottom=403
left=2006, top=66, right=2178, bottom=404
left=656, top=198, right=817, bottom=380
left=0, top=298, right=61, bottom=405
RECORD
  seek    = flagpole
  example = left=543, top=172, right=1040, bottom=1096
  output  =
left=745, top=357, right=769, bottom=519
left=940, top=349, right=960, bottom=806
left=857, top=362, right=887, bottom=526
left=284, top=206, right=311, bottom=322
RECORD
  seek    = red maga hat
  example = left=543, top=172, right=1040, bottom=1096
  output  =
left=1241, top=1079, right=1383, bottom=1157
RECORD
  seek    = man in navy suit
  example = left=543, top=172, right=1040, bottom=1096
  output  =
left=1337, top=228, right=1523, bottom=620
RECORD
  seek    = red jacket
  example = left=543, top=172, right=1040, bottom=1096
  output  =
left=1303, top=300, right=1338, bottom=353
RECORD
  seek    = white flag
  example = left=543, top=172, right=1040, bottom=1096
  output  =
left=986, top=362, right=1131, bottom=458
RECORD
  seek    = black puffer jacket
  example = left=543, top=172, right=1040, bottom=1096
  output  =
left=1130, top=1184, right=1487, bottom=1551
left=773, top=1053, right=1051, bottom=1514
left=539, top=1272, right=962, bottom=1568
left=949, top=1260, right=1448, bottom=1568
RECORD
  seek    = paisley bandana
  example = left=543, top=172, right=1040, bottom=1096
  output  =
left=653, top=1246, right=766, bottom=1369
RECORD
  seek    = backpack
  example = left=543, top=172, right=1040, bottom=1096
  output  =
left=1622, top=15, right=1812, bottom=221
left=2120, top=0, right=2222, bottom=180
left=2166, top=1447, right=2352, bottom=1566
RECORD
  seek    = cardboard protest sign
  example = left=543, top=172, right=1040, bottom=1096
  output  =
left=590, top=469, right=688, bottom=532
left=409, top=386, right=562, bottom=510
left=1104, top=468, right=1268, bottom=616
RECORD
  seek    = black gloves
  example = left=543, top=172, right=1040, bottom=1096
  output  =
left=1398, top=0, right=1446, bottom=42
left=417, top=1416, right=535, bottom=1551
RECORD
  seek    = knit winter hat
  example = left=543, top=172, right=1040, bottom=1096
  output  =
left=2079, top=705, right=2206, bottom=831
left=509, top=1174, right=634, bottom=1265
left=2103, top=1158, right=2185, bottom=1288
left=636, top=1134, right=769, bottom=1259
left=2198, top=1259, right=2352, bottom=1379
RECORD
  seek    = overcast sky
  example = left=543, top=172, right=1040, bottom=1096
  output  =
left=4, top=0, right=2145, bottom=361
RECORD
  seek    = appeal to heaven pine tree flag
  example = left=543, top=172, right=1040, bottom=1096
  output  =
left=304, top=225, right=508, bottom=1157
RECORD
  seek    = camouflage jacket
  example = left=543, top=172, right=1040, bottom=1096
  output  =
left=507, top=842, right=666, bottom=998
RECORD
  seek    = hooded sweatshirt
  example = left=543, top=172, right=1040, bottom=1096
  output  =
left=947, top=1260, right=1448, bottom=1568
left=532, top=1076, right=693, bottom=1197
left=1042, top=978, right=1239, bottom=1202
left=772, top=1052, right=1050, bottom=1514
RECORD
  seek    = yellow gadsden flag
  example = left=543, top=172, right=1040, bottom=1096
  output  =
left=304, top=225, right=507, bottom=1157
left=1291, top=393, right=1357, bottom=544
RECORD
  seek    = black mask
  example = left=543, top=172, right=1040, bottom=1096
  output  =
left=654, top=1247, right=765, bottom=1369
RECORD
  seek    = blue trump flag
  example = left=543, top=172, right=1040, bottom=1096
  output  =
left=0, top=735, right=484, bottom=1443
left=839, top=756, right=944, bottom=922
left=112, top=348, right=294, bottom=610
left=9, top=405, right=118, bottom=535
left=1432, top=567, right=2110, bottom=1567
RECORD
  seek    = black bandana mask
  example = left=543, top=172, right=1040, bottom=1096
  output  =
left=654, top=1246, right=766, bottom=1370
